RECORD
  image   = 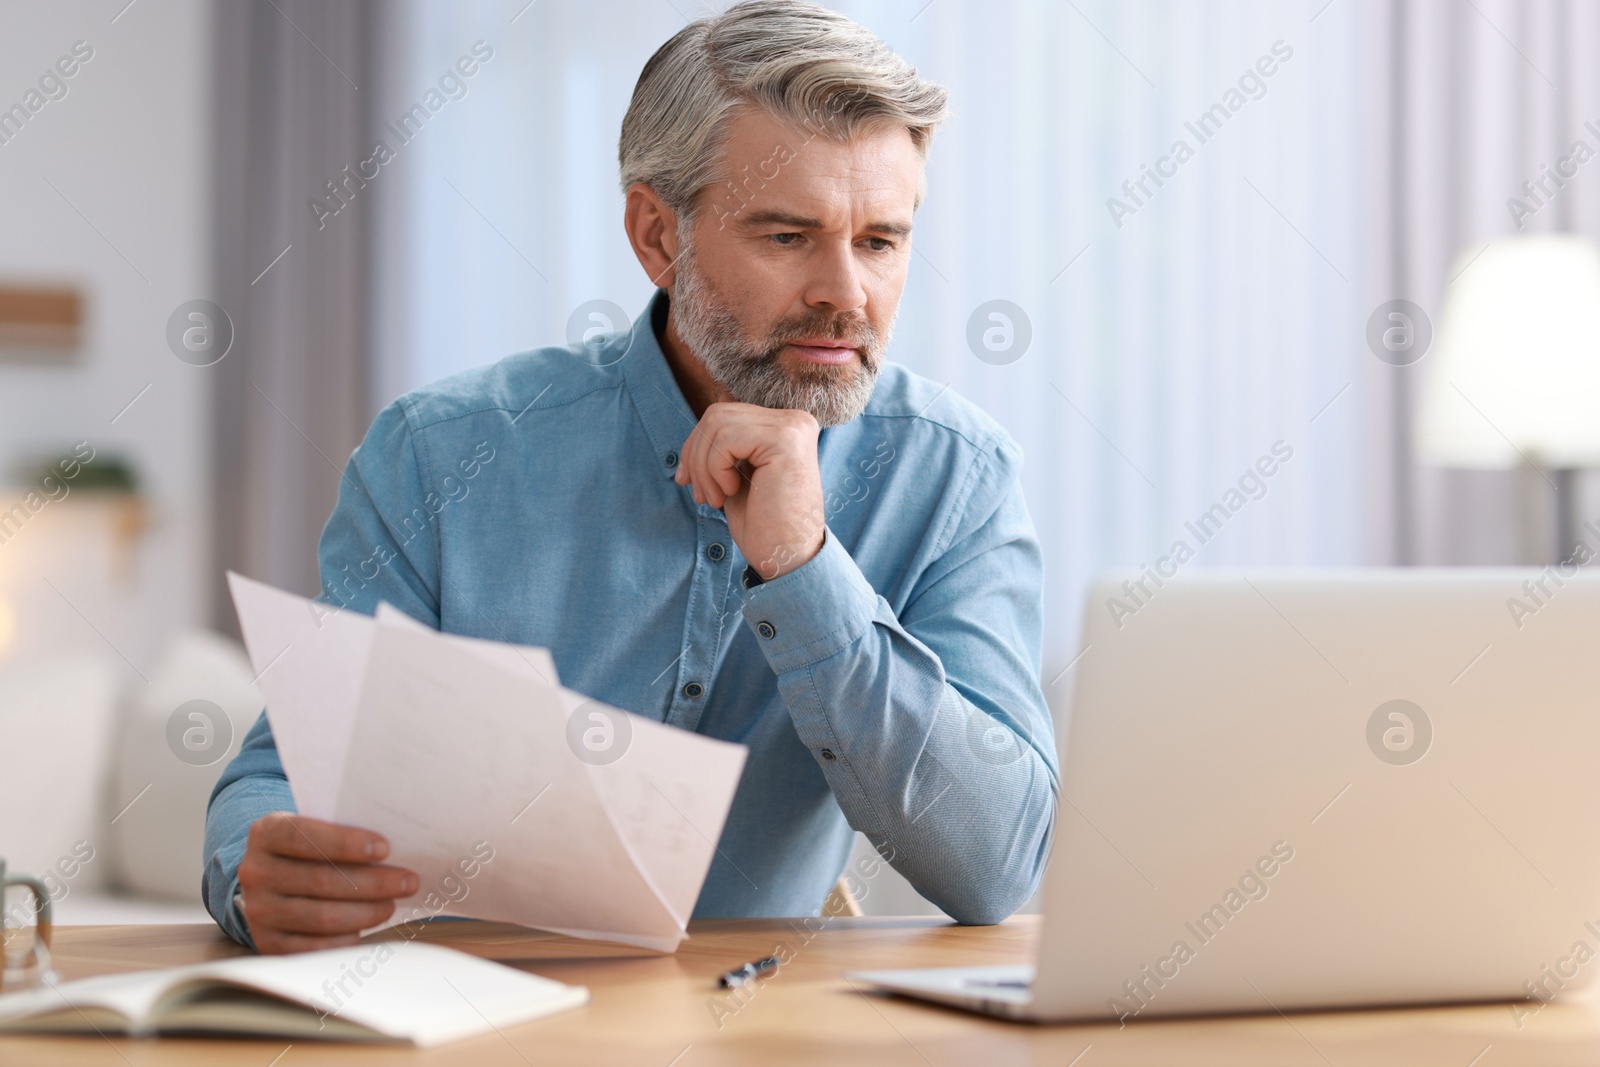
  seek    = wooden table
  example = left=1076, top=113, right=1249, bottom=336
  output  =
left=7, top=916, right=1600, bottom=1065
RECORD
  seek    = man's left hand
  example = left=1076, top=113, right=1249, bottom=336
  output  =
left=674, top=401, right=824, bottom=580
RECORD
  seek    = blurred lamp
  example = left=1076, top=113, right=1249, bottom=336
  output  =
left=1416, top=234, right=1600, bottom=562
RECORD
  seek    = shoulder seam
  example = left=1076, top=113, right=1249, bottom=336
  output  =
left=400, top=374, right=622, bottom=434
left=930, top=442, right=992, bottom=558
left=856, top=410, right=1004, bottom=456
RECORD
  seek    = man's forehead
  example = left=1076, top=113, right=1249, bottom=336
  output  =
left=713, top=105, right=920, bottom=219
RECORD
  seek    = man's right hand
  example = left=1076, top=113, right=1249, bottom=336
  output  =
left=236, top=812, right=419, bottom=955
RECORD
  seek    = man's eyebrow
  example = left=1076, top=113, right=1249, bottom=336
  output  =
left=740, top=209, right=912, bottom=239
left=863, top=219, right=912, bottom=238
left=740, top=209, right=823, bottom=231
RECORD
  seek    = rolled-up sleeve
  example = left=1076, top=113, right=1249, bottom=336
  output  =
left=740, top=435, right=1057, bottom=924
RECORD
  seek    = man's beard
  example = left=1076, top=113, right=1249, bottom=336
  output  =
left=669, top=245, right=891, bottom=428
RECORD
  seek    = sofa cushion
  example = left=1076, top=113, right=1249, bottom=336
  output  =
left=0, top=653, right=117, bottom=901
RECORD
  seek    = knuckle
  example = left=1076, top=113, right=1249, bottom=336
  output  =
left=237, top=856, right=268, bottom=892
left=257, top=933, right=294, bottom=955
left=251, top=811, right=293, bottom=850
left=305, top=901, right=343, bottom=933
left=307, top=864, right=343, bottom=897
left=241, top=894, right=274, bottom=934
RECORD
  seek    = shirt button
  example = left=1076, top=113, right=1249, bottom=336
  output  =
left=756, top=621, right=776, bottom=640
left=819, top=748, right=838, bottom=762
left=707, top=542, right=726, bottom=562
left=682, top=681, right=704, bottom=698
left=664, top=451, right=678, bottom=469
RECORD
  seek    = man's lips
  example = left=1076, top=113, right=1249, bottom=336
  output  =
left=784, top=341, right=859, bottom=365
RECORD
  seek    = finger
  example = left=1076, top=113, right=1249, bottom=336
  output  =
left=697, top=427, right=737, bottom=507
left=246, top=891, right=397, bottom=938
left=673, top=432, right=702, bottom=487
left=684, top=412, right=749, bottom=508
left=679, top=414, right=718, bottom=505
left=701, top=421, right=765, bottom=506
left=248, top=854, right=419, bottom=901
left=706, top=425, right=748, bottom=502
left=253, top=929, right=364, bottom=956
left=252, top=813, right=390, bottom=864
left=690, top=417, right=728, bottom=507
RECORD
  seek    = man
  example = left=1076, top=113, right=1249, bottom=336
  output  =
left=204, top=0, right=1057, bottom=954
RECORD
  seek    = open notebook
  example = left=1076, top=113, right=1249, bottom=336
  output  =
left=0, top=942, right=586, bottom=1046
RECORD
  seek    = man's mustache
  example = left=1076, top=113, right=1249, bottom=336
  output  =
left=767, top=318, right=878, bottom=358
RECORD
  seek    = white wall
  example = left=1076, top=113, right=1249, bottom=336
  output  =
left=0, top=0, right=211, bottom=681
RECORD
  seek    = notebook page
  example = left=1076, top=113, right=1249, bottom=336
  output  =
left=183, top=942, right=586, bottom=1047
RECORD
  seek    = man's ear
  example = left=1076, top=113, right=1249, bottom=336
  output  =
left=624, top=183, right=685, bottom=290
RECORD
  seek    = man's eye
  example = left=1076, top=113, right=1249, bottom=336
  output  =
left=864, top=237, right=893, bottom=252
left=769, top=232, right=803, bottom=246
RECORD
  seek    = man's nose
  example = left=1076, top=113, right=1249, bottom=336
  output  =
left=803, top=239, right=868, bottom=315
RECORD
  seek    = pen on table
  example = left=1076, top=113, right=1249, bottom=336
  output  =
left=717, top=955, right=780, bottom=988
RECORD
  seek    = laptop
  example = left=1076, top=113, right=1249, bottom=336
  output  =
left=851, top=569, right=1600, bottom=1023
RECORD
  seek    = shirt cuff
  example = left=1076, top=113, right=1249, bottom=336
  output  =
left=203, top=840, right=257, bottom=950
left=225, top=877, right=256, bottom=947
left=741, top=527, right=879, bottom=673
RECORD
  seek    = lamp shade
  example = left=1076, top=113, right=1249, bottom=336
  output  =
left=1416, top=234, right=1600, bottom=469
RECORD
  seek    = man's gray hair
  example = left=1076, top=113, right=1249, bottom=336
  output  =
left=619, top=0, right=949, bottom=225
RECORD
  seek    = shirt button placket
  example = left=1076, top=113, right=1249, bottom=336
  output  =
left=672, top=514, right=727, bottom=731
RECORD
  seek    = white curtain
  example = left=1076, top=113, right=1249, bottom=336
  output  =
left=1371, top=0, right=1600, bottom=567
left=210, top=0, right=377, bottom=629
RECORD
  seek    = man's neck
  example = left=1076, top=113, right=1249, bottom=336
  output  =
left=656, top=293, right=723, bottom=420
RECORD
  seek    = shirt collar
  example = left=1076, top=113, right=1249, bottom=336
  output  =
left=620, top=287, right=702, bottom=478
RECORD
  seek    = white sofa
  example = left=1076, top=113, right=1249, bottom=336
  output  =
left=0, top=630, right=264, bottom=926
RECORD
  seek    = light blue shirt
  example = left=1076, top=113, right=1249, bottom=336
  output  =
left=203, top=287, right=1058, bottom=948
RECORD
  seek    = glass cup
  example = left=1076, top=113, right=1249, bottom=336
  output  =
left=0, top=858, right=55, bottom=994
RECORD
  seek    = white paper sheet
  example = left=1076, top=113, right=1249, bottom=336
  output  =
left=226, top=572, right=372, bottom=819
left=227, top=573, right=748, bottom=951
